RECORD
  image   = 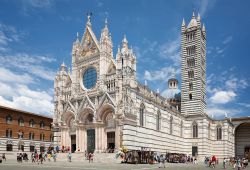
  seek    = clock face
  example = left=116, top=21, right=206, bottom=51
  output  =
left=83, top=67, right=97, bottom=89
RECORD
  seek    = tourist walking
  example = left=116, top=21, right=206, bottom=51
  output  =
left=88, top=152, right=93, bottom=163
left=236, top=158, right=241, bottom=170
left=223, top=158, right=226, bottom=169
left=52, top=151, right=57, bottom=162
left=158, top=155, right=166, bottom=168
left=68, top=152, right=72, bottom=162
left=2, top=153, right=6, bottom=161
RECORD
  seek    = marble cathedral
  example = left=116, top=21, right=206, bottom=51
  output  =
left=52, top=13, right=236, bottom=159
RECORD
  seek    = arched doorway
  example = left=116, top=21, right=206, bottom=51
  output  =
left=6, top=140, right=13, bottom=151
left=18, top=140, right=25, bottom=152
left=235, top=123, right=250, bottom=159
left=99, top=104, right=116, bottom=152
left=61, top=110, right=76, bottom=153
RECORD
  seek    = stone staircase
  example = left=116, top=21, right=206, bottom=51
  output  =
left=0, top=152, right=120, bottom=163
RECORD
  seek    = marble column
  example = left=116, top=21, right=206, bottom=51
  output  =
left=115, top=125, right=121, bottom=150
left=76, top=127, right=79, bottom=152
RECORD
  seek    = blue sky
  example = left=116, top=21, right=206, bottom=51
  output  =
left=0, top=0, right=249, bottom=119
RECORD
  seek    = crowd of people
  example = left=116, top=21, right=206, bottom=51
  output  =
left=204, top=156, right=249, bottom=169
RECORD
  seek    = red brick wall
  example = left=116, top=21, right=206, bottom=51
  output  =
left=0, top=106, right=53, bottom=142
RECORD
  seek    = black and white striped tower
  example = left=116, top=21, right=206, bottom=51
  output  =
left=181, top=12, right=206, bottom=116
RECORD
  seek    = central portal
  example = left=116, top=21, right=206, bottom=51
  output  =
left=71, top=135, right=76, bottom=153
left=107, top=132, right=115, bottom=152
left=87, top=129, right=95, bottom=153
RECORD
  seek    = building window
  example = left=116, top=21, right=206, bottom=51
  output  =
left=40, top=121, right=45, bottom=128
left=50, top=134, right=54, bottom=142
left=217, top=125, right=222, bottom=140
left=6, top=114, right=12, bottom=124
left=187, top=58, right=195, bottom=67
left=156, top=111, right=161, bottom=131
left=40, top=133, right=45, bottom=141
left=18, top=130, right=24, bottom=139
left=6, top=129, right=12, bottom=138
left=189, top=82, right=193, bottom=91
left=6, top=144, right=13, bottom=151
left=208, top=123, right=210, bottom=139
left=170, top=116, right=173, bottom=134
left=192, top=122, right=198, bottom=138
left=139, top=104, right=145, bottom=126
left=29, top=132, right=34, bottom=140
left=188, top=70, right=194, bottom=78
left=18, top=117, right=24, bottom=126
left=29, top=119, right=35, bottom=127
left=180, top=121, right=183, bottom=137
left=189, top=93, right=193, bottom=100
left=30, top=145, right=35, bottom=152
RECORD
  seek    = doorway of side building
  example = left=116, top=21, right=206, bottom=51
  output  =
left=192, top=146, right=198, bottom=157
left=107, top=132, right=115, bottom=153
left=18, top=141, right=24, bottom=152
left=71, top=135, right=76, bottom=153
left=245, top=146, right=250, bottom=160
left=87, top=129, right=95, bottom=153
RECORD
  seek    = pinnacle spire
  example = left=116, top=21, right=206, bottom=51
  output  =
left=76, top=32, right=80, bottom=42
left=86, top=12, right=92, bottom=27
left=182, top=18, right=185, bottom=26
left=202, top=23, right=206, bottom=31
left=123, top=34, right=128, bottom=43
left=192, top=11, right=195, bottom=18
left=105, top=17, right=108, bottom=28
left=197, top=13, right=201, bottom=21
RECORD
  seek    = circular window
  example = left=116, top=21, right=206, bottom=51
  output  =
left=83, top=67, right=97, bottom=89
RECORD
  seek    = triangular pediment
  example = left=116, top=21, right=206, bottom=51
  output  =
left=63, top=101, right=76, bottom=113
left=107, top=60, right=116, bottom=74
left=80, top=27, right=100, bottom=57
left=78, top=95, right=96, bottom=113
left=98, top=92, right=115, bottom=108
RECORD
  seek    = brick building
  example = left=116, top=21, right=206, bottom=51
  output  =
left=0, top=105, right=53, bottom=152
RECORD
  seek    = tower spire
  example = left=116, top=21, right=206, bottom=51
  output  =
left=192, top=11, right=195, bottom=18
left=182, top=18, right=186, bottom=26
left=86, top=12, right=92, bottom=27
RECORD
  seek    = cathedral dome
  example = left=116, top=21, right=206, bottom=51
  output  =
left=162, top=88, right=181, bottom=99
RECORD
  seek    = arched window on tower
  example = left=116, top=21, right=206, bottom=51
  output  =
left=217, top=125, right=222, bottom=140
left=139, top=104, right=145, bottom=127
left=156, top=111, right=161, bottom=131
left=170, top=116, right=173, bottom=134
left=188, top=70, right=194, bottom=78
left=192, top=122, right=198, bottom=138
left=189, top=93, right=193, bottom=100
left=189, top=82, right=193, bottom=91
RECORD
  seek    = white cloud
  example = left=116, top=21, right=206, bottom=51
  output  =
left=0, top=53, right=56, bottom=81
left=195, top=0, right=216, bottom=17
left=0, top=67, right=34, bottom=84
left=22, top=0, right=53, bottom=8
left=159, top=36, right=180, bottom=66
left=210, top=90, right=236, bottom=104
left=223, top=36, right=233, bottom=45
left=207, top=107, right=240, bottom=118
left=0, top=68, right=53, bottom=116
left=144, top=66, right=180, bottom=81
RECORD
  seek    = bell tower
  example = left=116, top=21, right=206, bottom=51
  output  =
left=181, top=12, right=206, bottom=116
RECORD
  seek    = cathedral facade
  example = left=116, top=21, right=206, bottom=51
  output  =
left=52, top=13, right=235, bottom=160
